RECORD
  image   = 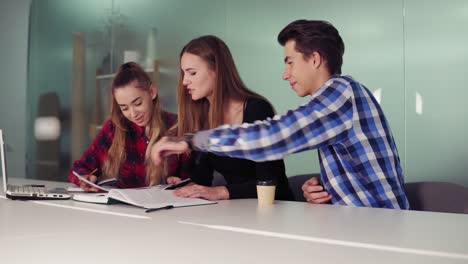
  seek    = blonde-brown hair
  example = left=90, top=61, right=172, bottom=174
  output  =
left=176, top=35, right=266, bottom=135
left=103, top=62, right=167, bottom=186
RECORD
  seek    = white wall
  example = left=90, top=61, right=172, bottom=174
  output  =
left=0, top=0, right=31, bottom=178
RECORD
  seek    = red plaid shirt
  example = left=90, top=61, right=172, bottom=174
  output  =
left=68, top=111, right=191, bottom=188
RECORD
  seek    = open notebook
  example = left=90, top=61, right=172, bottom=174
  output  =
left=73, top=187, right=216, bottom=211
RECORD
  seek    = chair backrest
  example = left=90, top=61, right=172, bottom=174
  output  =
left=288, top=173, right=320, bottom=202
left=404, top=181, right=468, bottom=214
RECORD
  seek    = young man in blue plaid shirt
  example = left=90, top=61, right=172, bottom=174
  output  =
left=152, top=20, right=409, bottom=209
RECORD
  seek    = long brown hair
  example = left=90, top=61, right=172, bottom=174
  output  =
left=176, top=35, right=266, bottom=136
left=103, top=62, right=167, bottom=186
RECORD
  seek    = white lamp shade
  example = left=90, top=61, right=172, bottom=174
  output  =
left=34, top=117, right=61, bottom=141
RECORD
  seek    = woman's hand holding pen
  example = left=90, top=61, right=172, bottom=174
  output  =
left=79, top=169, right=100, bottom=192
left=166, top=176, right=182, bottom=185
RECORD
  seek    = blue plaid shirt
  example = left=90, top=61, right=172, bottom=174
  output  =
left=194, top=76, right=409, bottom=209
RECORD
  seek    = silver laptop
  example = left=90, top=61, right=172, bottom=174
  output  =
left=1, top=129, right=71, bottom=200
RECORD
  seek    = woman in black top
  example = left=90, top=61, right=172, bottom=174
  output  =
left=167, top=35, right=293, bottom=201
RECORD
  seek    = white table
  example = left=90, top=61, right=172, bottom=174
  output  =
left=1, top=178, right=467, bottom=264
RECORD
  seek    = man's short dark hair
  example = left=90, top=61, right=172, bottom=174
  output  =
left=278, top=20, right=345, bottom=75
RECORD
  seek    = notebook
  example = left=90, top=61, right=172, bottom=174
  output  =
left=72, top=186, right=216, bottom=212
left=0, top=129, right=71, bottom=200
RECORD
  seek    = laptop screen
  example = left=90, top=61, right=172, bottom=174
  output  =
left=1, top=129, right=8, bottom=193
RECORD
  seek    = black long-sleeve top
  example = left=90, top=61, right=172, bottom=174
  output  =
left=190, top=98, right=293, bottom=200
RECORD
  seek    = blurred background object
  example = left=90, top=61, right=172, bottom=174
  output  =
left=35, top=92, right=61, bottom=180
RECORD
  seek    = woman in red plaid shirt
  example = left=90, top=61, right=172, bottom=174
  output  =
left=68, top=62, right=190, bottom=191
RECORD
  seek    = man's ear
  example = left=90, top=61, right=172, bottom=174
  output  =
left=150, top=84, right=158, bottom=100
left=310, top=51, right=323, bottom=69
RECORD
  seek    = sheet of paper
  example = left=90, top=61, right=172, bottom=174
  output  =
left=72, top=171, right=111, bottom=192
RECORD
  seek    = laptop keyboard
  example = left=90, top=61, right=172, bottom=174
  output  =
left=9, top=185, right=46, bottom=194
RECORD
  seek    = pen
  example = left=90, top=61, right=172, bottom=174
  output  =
left=164, top=178, right=192, bottom=190
left=72, top=168, right=98, bottom=178
left=145, top=205, right=174, bottom=213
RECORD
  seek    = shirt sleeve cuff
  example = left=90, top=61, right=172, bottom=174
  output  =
left=193, top=130, right=211, bottom=151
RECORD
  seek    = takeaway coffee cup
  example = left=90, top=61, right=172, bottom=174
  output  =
left=256, top=180, right=276, bottom=205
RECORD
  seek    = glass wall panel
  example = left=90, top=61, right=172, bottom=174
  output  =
left=28, top=0, right=112, bottom=180
left=24, top=0, right=467, bottom=187
left=404, top=0, right=468, bottom=185
left=226, top=0, right=405, bottom=177
left=28, top=0, right=225, bottom=180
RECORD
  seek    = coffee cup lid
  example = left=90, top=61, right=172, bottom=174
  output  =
left=256, top=179, right=275, bottom=186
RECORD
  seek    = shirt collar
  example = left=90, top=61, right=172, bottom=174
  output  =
left=124, top=119, right=146, bottom=137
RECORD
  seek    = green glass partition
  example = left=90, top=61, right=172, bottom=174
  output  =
left=225, top=0, right=405, bottom=178
left=23, top=0, right=468, bottom=186
left=27, top=0, right=226, bottom=180
left=404, top=0, right=468, bottom=184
